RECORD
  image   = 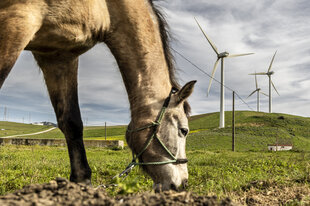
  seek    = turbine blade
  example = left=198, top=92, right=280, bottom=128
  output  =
left=207, top=58, right=220, bottom=96
left=260, top=91, right=269, bottom=97
left=249, top=72, right=267, bottom=75
left=227, top=53, right=254, bottom=58
left=255, top=73, right=258, bottom=89
left=268, top=50, right=277, bottom=72
left=271, top=80, right=280, bottom=96
left=194, top=17, right=219, bottom=55
left=247, top=90, right=257, bottom=98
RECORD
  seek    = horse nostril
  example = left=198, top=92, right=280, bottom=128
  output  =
left=170, top=183, right=177, bottom=191
left=182, top=179, right=188, bottom=189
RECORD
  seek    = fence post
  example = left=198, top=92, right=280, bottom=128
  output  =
left=232, top=91, right=235, bottom=152
left=105, top=122, right=107, bottom=141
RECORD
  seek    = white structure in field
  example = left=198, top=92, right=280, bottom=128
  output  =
left=33, top=122, right=44, bottom=126
left=268, top=144, right=293, bottom=151
left=32, top=122, right=57, bottom=127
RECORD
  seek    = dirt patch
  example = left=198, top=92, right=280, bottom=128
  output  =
left=240, top=185, right=310, bottom=205
left=2, top=178, right=309, bottom=205
left=0, top=178, right=234, bottom=206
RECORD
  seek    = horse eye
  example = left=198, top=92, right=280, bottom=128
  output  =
left=179, top=128, right=189, bottom=136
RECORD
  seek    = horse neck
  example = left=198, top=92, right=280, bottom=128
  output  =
left=104, top=0, right=172, bottom=123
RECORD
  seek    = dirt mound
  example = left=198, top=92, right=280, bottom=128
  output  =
left=0, top=178, right=234, bottom=206
left=241, top=184, right=310, bottom=205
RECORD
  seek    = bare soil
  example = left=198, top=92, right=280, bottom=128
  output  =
left=2, top=178, right=310, bottom=205
left=238, top=184, right=310, bottom=205
left=0, top=178, right=233, bottom=206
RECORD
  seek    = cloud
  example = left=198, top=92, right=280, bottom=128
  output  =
left=0, top=0, right=309, bottom=125
left=158, top=0, right=310, bottom=118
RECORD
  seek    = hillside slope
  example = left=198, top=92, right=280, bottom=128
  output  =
left=0, top=122, right=52, bottom=138
left=188, top=111, right=310, bottom=151
left=1, top=111, right=310, bottom=151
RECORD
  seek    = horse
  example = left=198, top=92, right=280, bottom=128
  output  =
left=0, top=0, right=196, bottom=191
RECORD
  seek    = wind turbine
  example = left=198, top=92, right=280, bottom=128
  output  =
left=249, top=51, right=279, bottom=113
left=195, top=18, right=254, bottom=128
left=247, top=73, right=268, bottom=112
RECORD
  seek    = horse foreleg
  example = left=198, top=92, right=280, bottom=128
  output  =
left=33, top=53, right=91, bottom=184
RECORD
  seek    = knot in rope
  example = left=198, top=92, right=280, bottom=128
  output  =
left=151, top=121, right=160, bottom=126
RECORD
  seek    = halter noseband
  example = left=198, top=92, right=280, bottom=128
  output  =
left=115, top=87, right=188, bottom=179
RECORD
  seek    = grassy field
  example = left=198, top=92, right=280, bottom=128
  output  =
left=2, top=111, right=310, bottom=152
left=18, top=125, right=127, bottom=141
left=1, top=146, right=310, bottom=202
left=188, top=111, right=310, bottom=152
left=1, top=111, right=310, bottom=204
left=0, top=122, right=52, bottom=137
left=0, top=121, right=127, bottom=141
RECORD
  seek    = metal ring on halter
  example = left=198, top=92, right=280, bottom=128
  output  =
left=116, top=87, right=188, bottom=179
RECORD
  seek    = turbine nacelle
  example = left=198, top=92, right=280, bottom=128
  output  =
left=267, top=71, right=274, bottom=76
left=218, top=52, right=229, bottom=58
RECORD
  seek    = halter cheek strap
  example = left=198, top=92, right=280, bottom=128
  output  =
left=115, top=87, right=188, bottom=179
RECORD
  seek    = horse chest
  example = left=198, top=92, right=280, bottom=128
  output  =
left=26, top=2, right=109, bottom=55
left=26, top=22, right=99, bottom=55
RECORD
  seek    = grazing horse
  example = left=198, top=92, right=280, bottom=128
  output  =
left=0, top=0, right=196, bottom=191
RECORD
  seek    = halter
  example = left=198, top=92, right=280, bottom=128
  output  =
left=115, top=87, right=188, bottom=179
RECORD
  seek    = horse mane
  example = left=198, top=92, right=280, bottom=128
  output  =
left=149, top=0, right=191, bottom=116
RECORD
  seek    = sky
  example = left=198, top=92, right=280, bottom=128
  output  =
left=0, top=0, right=309, bottom=126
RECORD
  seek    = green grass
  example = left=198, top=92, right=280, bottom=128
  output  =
left=1, top=145, right=310, bottom=198
left=187, top=150, right=310, bottom=195
left=0, top=146, right=152, bottom=195
left=1, top=111, right=310, bottom=201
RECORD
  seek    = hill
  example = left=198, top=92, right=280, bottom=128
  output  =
left=15, top=125, right=127, bottom=140
left=188, top=111, right=310, bottom=151
left=1, top=111, right=310, bottom=151
left=0, top=121, right=52, bottom=137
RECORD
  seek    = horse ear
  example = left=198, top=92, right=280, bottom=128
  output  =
left=176, top=80, right=197, bottom=104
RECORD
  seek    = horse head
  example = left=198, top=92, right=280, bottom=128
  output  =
left=126, top=81, right=196, bottom=191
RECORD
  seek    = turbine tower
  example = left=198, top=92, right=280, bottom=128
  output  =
left=247, top=73, right=268, bottom=112
left=249, top=51, right=279, bottom=113
left=195, top=18, right=254, bottom=128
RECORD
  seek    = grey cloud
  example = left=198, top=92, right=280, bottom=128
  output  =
left=1, top=0, right=309, bottom=124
